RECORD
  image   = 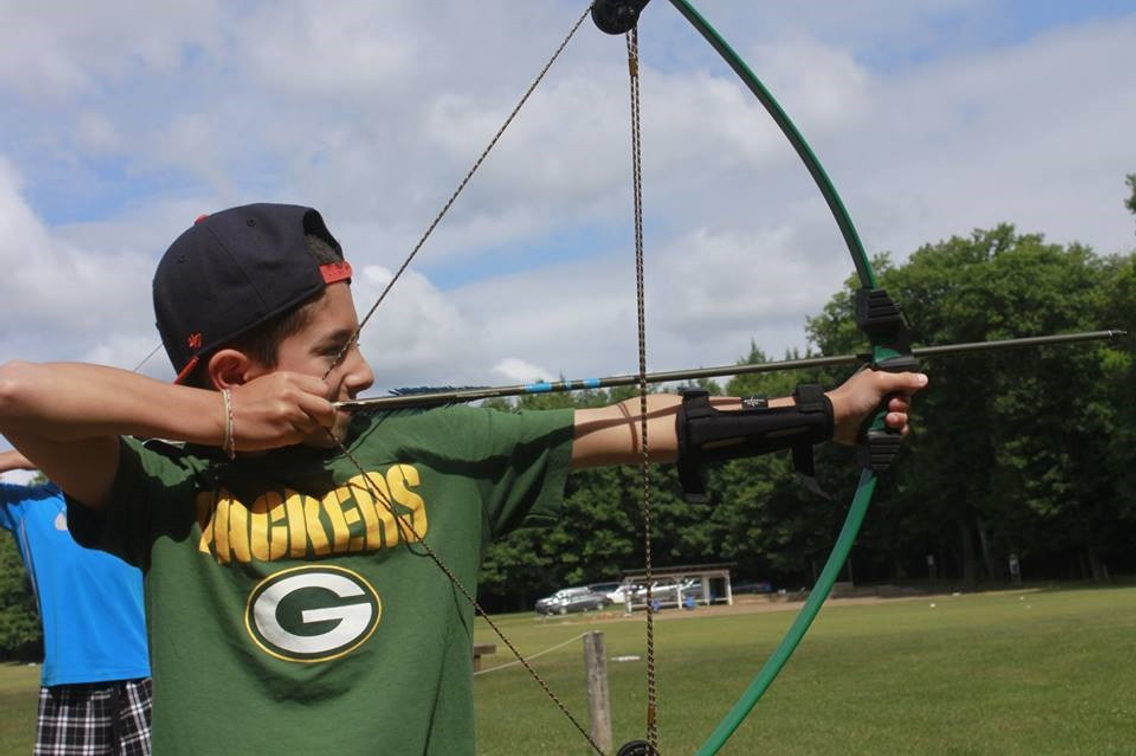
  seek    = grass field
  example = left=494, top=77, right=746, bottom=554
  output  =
left=1, top=585, right=1132, bottom=755
left=0, top=661, right=37, bottom=754
left=473, top=585, right=1136, bottom=755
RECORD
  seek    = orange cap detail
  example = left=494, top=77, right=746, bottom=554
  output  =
left=320, top=261, right=353, bottom=285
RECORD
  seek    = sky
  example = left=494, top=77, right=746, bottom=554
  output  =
left=1, top=0, right=1134, bottom=463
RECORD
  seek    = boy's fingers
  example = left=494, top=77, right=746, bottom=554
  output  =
left=887, top=395, right=911, bottom=412
left=229, top=373, right=338, bottom=449
left=273, top=373, right=336, bottom=423
left=884, top=412, right=911, bottom=438
left=880, top=371, right=928, bottom=393
left=295, top=391, right=336, bottom=427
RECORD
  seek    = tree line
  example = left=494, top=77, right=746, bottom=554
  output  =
left=480, top=216, right=1136, bottom=611
left=2, top=203, right=1135, bottom=655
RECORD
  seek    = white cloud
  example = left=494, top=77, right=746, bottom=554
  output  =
left=0, top=157, right=52, bottom=250
left=840, top=13, right=1136, bottom=258
left=0, top=158, right=159, bottom=364
left=241, top=3, right=418, bottom=97
left=0, top=1, right=221, bottom=99
left=73, top=112, right=122, bottom=156
left=492, top=358, right=555, bottom=384
left=350, top=264, right=483, bottom=389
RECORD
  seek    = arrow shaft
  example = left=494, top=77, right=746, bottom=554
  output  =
left=335, top=329, right=1124, bottom=412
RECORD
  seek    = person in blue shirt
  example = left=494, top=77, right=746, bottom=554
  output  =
left=0, top=448, right=151, bottom=756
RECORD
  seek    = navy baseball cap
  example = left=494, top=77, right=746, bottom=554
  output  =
left=153, top=203, right=353, bottom=383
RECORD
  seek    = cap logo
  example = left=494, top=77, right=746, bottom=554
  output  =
left=187, top=332, right=203, bottom=349
left=320, top=261, right=353, bottom=285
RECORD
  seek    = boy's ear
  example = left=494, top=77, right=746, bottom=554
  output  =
left=206, top=349, right=256, bottom=390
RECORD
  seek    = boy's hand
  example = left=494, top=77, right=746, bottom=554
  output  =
left=826, top=369, right=928, bottom=446
left=230, top=372, right=338, bottom=451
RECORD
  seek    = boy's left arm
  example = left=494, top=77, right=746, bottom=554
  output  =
left=571, top=369, right=928, bottom=469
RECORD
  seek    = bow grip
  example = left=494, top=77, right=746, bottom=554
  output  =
left=854, top=288, right=917, bottom=472
left=855, top=354, right=919, bottom=471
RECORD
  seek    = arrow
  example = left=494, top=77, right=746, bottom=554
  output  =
left=335, top=329, right=1125, bottom=412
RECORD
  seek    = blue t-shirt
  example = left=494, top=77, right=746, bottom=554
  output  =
left=0, top=482, right=149, bottom=686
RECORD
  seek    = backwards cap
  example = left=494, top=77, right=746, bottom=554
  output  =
left=154, top=203, right=352, bottom=382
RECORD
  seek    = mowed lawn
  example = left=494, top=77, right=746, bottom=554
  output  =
left=473, top=585, right=1135, bottom=755
left=0, top=661, right=38, bottom=754
left=1, top=585, right=1131, bottom=754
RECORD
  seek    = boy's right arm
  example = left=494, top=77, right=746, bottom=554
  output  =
left=0, top=361, right=336, bottom=511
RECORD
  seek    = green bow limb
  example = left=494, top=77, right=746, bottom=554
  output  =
left=693, top=473, right=877, bottom=755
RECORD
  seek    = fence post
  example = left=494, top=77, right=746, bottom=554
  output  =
left=583, top=631, right=612, bottom=754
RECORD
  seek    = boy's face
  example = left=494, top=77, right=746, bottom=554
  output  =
left=248, top=282, right=374, bottom=446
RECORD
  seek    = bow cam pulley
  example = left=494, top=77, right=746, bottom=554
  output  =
left=617, top=740, right=659, bottom=756
left=591, top=0, right=652, bottom=34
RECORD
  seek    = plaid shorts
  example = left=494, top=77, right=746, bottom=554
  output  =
left=36, top=678, right=152, bottom=756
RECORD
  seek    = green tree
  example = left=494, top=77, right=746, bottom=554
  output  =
left=478, top=388, right=672, bottom=610
left=1126, top=173, right=1136, bottom=222
left=1, top=470, right=46, bottom=659
left=0, top=533, right=41, bottom=660
left=713, top=345, right=857, bottom=584
left=478, top=224, right=1135, bottom=606
left=806, top=226, right=1126, bottom=583
left=1101, top=246, right=1136, bottom=563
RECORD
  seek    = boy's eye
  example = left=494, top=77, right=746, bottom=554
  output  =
left=320, top=340, right=356, bottom=360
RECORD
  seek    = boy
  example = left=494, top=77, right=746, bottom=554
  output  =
left=0, top=449, right=151, bottom=756
left=0, top=203, right=925, bottom=755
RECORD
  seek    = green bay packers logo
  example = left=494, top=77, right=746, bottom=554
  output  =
left=245, top=566, right=381, bottom=663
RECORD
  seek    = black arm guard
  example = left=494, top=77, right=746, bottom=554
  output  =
left=675, top=386, right=834, bottom=503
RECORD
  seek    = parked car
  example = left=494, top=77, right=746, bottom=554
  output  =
left=588, top=582, right=622, bottom=597
left=604, top=582, right=642, bottom=605
left=632, top=578, right=705, bottom=606
left=535, top=586, right=609, bottom=615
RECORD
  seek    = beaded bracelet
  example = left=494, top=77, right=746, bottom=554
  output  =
left=222, top=388, right=236, bottom=460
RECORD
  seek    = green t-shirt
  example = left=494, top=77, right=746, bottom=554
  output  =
left=69, top=405, right=575, bottom=756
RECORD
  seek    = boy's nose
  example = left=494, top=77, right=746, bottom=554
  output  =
left=342, top=348, right=374, bottom=395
